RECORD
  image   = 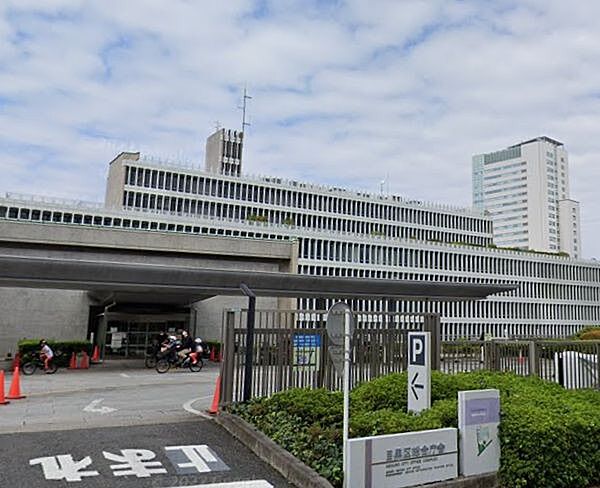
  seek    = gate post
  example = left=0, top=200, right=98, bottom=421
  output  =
left=424, top=313, right=441, bottom=370
left=220, top=310, right=236, bottom=406
left=528, top=341, right=538, bottom=377
left=241, top=284, right=256, bottom=402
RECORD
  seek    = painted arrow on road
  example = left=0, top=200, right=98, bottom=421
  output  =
left=410, top=372, right=424, bottom=400
left=83, top=398, right=117, bottom=414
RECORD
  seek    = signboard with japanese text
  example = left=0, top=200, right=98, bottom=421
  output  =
left=292, top=333, right=321, bottom=372
left=109, top=332, right=126, bottom=350
left=458, top=389, right=500, bottom=476
left=407, top=331, right=431, bottom=413
left=348, top=428, right=458, bottom=488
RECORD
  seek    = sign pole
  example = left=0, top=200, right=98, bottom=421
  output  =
left=342, top=308, right=350, bottom=488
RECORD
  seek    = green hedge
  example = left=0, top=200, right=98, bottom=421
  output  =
left=230, top=371, right=600, bottom=488
left=18, top=339, right=92, bottom=367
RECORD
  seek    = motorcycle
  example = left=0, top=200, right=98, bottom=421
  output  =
left=155, top=342, right=203, bottom=373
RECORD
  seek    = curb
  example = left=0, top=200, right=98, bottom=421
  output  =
left=214, top=412, right=334, bottom=488
left=416, top=473, right=498, bottom=488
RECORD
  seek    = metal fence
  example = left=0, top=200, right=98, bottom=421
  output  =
left=220, top=310, right=600, bottom=405
left=440, top=340, right=600, bottom=389
left=220, top=309, right=441, bottom=404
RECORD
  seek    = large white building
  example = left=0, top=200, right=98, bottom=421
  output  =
left=473, top=136, right=581, bottom=258
left=1, top=130, right=599, bottom=342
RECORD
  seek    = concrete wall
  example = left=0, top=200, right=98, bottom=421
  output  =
left=191, top=295, right=277, bottom=343
left=105, top=152, right=137, bottom=209
left=0, top=288, right=90, bottom=356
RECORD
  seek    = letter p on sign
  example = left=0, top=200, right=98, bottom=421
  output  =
left=409, top=334, right=426, bottom=366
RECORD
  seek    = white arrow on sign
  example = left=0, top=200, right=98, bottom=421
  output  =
left=83, top=398, right=117, bottom=414
left=410, top=372, right=425, bottom=400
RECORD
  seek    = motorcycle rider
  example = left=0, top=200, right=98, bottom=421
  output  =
left=177, top=330, right=194, bottom=363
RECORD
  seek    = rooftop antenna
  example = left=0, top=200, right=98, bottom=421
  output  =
left=239, top=85, right=252, bottom=134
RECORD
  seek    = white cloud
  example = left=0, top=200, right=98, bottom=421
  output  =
left=0, top=0, right=599, bottom=258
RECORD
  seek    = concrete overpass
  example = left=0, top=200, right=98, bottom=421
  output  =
left=0, top=220, right=516, bottom=358
left=0, top=219, right=298, bottom=356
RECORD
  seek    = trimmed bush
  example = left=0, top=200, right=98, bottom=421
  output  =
left=18, top=339, right=92, bottom=367
left=230, top=371, right=600, bottom=488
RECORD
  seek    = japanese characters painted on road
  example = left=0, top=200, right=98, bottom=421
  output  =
left=348, top=427, right=458, bottom=488
left=29, top=444, right=230, bottom=482
left=326, top=302, right=354, bottom=375
left=292, top=333, right=321, bottom=372
left=458, top=389, right=500, bottom=476
left=407, top=331, right=431, bottom=413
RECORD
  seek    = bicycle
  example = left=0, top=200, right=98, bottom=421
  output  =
left=144, top=344, right=160, bottom=369
left=22, top=352, right=61, bottom=375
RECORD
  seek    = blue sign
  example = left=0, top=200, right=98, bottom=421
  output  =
left=293, top=334, right=322, bottom=348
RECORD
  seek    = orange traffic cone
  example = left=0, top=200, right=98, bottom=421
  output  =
left=91, top=345, right=100, bottom=363
left=207, top=375, right=221, bottom=415
left=7, top=365, right=26, bottom=400
left=78, top=351, right=90, bottom=369
left=209, top=348, right=216, bottom=362
left=0, top=371, right=10, bottom=405
left=68, top=352, right=77, bottom=369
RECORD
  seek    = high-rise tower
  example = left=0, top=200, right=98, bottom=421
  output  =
left=473, top=136, right=581, bottom=258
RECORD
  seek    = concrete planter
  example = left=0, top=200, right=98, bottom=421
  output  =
left=214, top=412, right=499, bottom=488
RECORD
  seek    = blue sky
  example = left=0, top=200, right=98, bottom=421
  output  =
left=1, top=0, right=599, bottom=258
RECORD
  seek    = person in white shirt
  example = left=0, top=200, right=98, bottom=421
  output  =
left=39, top=339, right=54, bottom=372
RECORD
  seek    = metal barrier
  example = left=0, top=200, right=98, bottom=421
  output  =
left=220, top=309, right=441, bottom=404
left=221, top=311, right=600, bottom=405
left=441, top=340, right=600, bottom=389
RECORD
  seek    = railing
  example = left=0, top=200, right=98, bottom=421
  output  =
left=441, top=340, right=600, bottom=389
left=220, top=309, right=441, bottom=405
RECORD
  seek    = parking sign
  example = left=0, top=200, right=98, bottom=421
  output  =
left=407, top=332, right=431, bottom=413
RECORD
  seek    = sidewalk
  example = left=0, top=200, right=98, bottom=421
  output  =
left=1, top=357, right=146, bottom=372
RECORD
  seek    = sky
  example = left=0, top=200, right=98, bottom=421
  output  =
left=1, top=0, right=599, bottom=259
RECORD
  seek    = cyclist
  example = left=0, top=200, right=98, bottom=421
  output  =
left=39, top=339, right=54, bottom=372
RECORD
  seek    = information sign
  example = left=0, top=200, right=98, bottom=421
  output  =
left=407, top=331, right=431, bottom=413
left=292, top=334, right=321, bottom=371
left=458, top=389, right=500, bottom=476
left=348, top=428, right=458, bottom=488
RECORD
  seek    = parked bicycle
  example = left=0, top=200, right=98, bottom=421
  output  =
left=22, top=351, right=62, bottom=375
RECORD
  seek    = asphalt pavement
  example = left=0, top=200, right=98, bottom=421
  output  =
left=0, top=360, right=296, bottom=487
left=0, top=419, right=295, bottom=487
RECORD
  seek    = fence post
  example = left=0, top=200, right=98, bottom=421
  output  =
left=220, top=310, right=236, bottom=406
left=596, top=342, right=600, bottom=390
left=424, top=313, right=441, bottom=370
left=528, top=341, right=538, bottom=377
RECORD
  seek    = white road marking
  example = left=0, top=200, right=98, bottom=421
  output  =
left=182, top=396, right=214, bottom=419
left=167, top=482, right=273, bottom=488
left=83, top=398, right=117, bottom=414
left=120, top=373, right=130, bottom=378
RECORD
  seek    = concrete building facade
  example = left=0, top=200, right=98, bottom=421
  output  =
left=473, top=136, right=581, bottom=258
